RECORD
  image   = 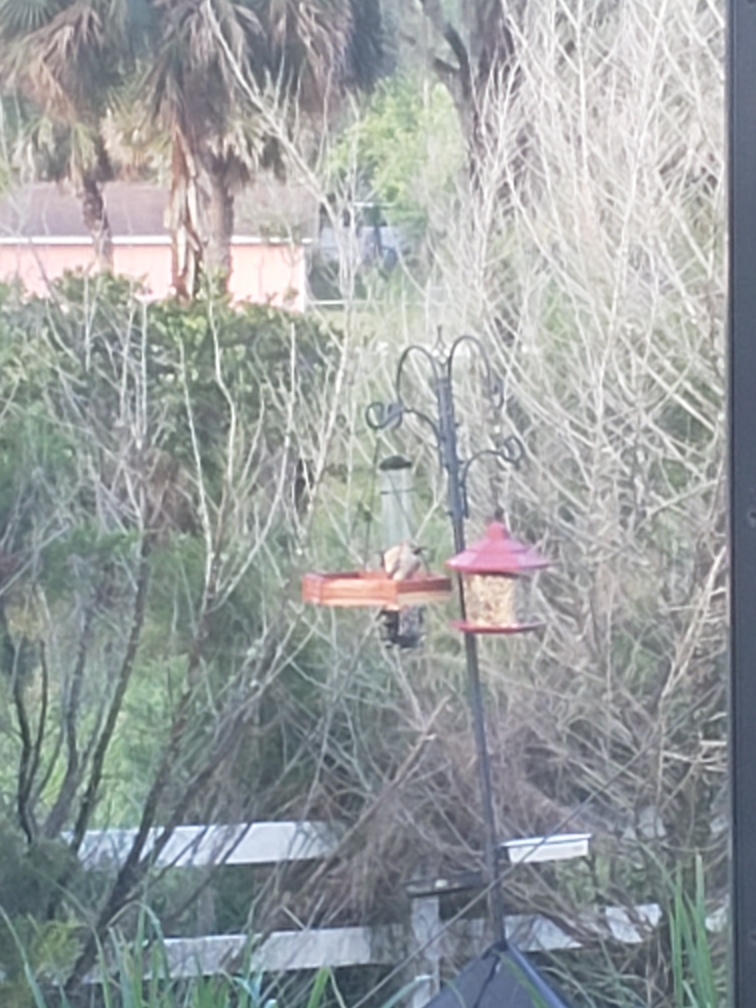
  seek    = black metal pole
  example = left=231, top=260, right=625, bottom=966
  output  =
left=435, top=370, right=506, bottom=943
left=729, top=0, right=756, bottom=1001
left=368, top=340, right=572, bottom=1007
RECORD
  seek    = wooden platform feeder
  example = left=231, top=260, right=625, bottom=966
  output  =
left=301, top=570, right=452, bottom=611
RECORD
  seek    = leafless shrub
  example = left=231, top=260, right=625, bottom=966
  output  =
left=290, top=0, right=726, bottom=1000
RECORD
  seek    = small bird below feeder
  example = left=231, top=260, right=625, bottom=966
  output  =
left=379, top=541, right=426, bottom=647
left=381, top=605, right=424, bottom=649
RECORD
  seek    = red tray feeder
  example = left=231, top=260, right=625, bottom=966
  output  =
left=446, top=521, right=550, bottom=634
left=302, top=570, right=452, bottom=611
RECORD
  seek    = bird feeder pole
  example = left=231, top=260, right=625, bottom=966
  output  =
left=366, top=334, right=525, bottom=941
left=435, top=365, right=506, bottom=938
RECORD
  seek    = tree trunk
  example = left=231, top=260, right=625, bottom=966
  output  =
left=203, top=156, right=234, bottom=291
left=419, top=0, right=520, bottom=186
left=168, top=130, right=203, bottom=300
left=168, top=137, right=236, bottom=299
left=79, top=174, right=113, bottom=270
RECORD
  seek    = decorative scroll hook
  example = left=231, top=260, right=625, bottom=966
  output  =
left=366, top=399, right=404, bottom=432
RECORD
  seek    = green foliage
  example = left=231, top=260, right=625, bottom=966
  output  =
left=669, top=858, right=725, bottom=1008
left=0, top=820, right=80, bottom=1005
left=0, top=823, right=76, bottom=921
left=0, top=274, right=344, bottom=993
left=1, top=900, right=406, bottom=1008
left=329, top=74, right=464, bottom=240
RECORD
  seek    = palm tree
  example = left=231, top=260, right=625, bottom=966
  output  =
left=0, top=0, right=384, bottom=296
left=143, top=0, right=263, bottom=298
left=144, top=0, right=384, bottom=299
left=0, top=0, right=147, bottom=267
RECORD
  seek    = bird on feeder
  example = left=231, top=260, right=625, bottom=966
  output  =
left=382, top=541, right=424, bottom=580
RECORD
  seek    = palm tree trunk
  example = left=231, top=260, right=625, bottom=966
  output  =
left=168, top=130, right=203, bottom=300
left=420, top=0, right=520, bottom=187
left=79, top=174, right=113, bottom=270
left=204, top=156, right=234, bottom=289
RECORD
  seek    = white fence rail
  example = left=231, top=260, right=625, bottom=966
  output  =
left=76, top=820, right=339, bottom=870
left=158, top=903, right=662, bottom=975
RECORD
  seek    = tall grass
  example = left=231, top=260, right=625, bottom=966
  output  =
left=669, top=858, right=725, bottom=1008
left=1, top=902, right=423, bottom=1008
left=0, top=904, right=324, bottom=1008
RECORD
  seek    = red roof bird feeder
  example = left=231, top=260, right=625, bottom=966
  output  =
left=446, top=521, right=550, bottom=634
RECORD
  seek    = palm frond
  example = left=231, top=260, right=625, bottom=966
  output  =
left=0, top=0, right=65, bottom=39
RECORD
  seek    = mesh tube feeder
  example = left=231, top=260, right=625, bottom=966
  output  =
left=446, top=521, right=550, bottom=634
left=302, top=455, right=452, bottom=615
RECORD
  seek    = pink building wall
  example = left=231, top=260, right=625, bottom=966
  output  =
left=0, top=243, right=94, bottom=294
left=0, top=239, right=306, bottom=310
left=113, top=244, right=172, bottom=298
left=228, top=243, right=306, bottom=310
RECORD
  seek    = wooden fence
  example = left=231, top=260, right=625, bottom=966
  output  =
left=79, top=821, right=661, bottom=1005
